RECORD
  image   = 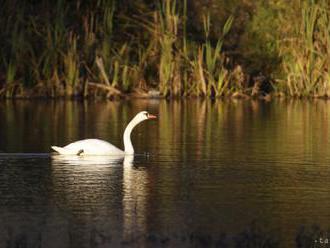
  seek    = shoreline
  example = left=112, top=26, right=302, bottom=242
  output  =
left=1, top=91, right=330, bottom=101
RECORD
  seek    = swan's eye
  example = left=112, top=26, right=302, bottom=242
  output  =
left=145, top=113, right=149, bottom=117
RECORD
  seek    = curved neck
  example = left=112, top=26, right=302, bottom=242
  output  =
left=123, top=117, right=141, bottom=154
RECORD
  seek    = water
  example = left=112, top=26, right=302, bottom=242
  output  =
left=0, top=99, right=329, bottom=247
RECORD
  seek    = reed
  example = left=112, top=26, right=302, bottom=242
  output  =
left=203, top=14, right=233, bottom=96
left=3, top=60, right=18, bottom=98
left=278, top=0, right=330, bottom=97
left=157, top=0, right=179, bottom=96
left=185, top=14, right=233, bottom=97
left=62, top=33, right=79, bottom=96
left=0, top=0, right=235, bottom=99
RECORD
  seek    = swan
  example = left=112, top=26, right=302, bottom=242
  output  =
left=51, top=111, right=156, bottom=155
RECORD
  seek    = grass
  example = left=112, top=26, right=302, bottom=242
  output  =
left=0, top=0, right=236, bottom=99
left=277, top=0, right=330, bottom=97
left=1, top=0, right=330, bottom=99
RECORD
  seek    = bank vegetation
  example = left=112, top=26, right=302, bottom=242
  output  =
left=0, top=0, right=330, bottom=99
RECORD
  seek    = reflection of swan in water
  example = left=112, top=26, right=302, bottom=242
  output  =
left=123, top=155, right=134, bottom=166
left=50, top=154, right=148, bottom=245
left=51, top=111, right=156, bottom=155
left=51, top=154, right=126, bottom=166
left=50, top=154, right=136, bottom=246
left=122, top=156, right=148, bottom=244
left=51, top=154, right=135, bottom=166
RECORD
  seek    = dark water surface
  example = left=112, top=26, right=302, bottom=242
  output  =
left=0, top=99, right=329, bottom=247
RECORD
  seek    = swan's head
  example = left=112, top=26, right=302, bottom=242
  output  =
left=135, top=111, right=157, bottom=122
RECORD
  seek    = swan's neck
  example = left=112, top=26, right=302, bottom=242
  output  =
left=123, top=117, right=141, bottom=154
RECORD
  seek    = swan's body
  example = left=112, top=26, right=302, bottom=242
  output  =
left=51, top=139, right=124, bottom=155
left=51, top=111, right=156, bottom=155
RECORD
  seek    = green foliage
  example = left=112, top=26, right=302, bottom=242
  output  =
left=1, top=0, right=329, bottom=98
left=238, top=1, right=282, bottom=76
left=277, top=0, right=330, bottom=96
left=0, top=0, right=235, bottom=98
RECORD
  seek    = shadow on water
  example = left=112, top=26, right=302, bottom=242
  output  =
left=0, top=99, right=330, bottom=247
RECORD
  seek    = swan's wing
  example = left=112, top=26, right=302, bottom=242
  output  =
left=63, top=139, right=124, bottom=155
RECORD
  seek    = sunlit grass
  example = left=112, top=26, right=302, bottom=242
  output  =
left=6, top=0, right=330, bottom=99
left=0, top=0, right=238, bottom=99
left=278, top=0, right=330, bottom=98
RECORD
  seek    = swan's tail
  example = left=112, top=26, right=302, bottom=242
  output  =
left=51, top=146, right=84, bottom=155
left=51, top=146, right=70, bottom=155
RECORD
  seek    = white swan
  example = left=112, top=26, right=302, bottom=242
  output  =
left=51, top=111, right=156, bottom=155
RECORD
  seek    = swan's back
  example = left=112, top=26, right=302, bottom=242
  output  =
left=52, top=139, right=124, bottom=155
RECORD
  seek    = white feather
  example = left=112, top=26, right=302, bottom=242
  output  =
left=51, top=111, right=155, bottom=155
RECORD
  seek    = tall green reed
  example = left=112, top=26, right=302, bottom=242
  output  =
left=203, top=14, right=233, bottom=96
left=62, top=33, right=79, bottom=96
left=278, top=0, right=330, bottom=97
left=157, top=0, right=179, bottom=96
left=0, top=0, right=235, bottom=98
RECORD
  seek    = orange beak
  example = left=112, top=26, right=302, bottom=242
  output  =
left=148, top=114, right=157, bottom=119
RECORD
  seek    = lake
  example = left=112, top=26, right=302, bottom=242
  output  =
left=0, top=99, right=329, bottom=247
